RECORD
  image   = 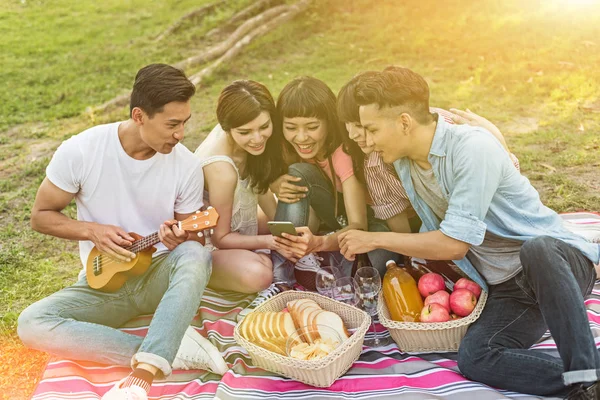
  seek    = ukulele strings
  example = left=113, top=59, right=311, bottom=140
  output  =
left=95, top=234, right=156, bottom=267
left=93, top=215, right=210, bottom=268
left=93, top=227, right=199, bottom=267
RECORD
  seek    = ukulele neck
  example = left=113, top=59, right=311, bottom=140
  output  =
left=128, top=232, right=160, bottom=254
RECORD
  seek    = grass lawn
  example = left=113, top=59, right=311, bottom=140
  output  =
left=1, top=0, right=600, bottom=398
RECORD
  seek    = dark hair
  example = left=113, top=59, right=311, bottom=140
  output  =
left=216, top=80, right=286, bottom=194
left=337, top=71, right=379, bottom=123
left=354, top=66, right=433, bottom=124
left=277, top=76, right=364, bottom=182
left=130, top=63, right=196, bottom=118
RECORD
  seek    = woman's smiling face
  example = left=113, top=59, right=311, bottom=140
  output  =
left=282, top=116, right=327, bottom=160
left=345, top=121, right=374, bottom=154
left=229, top=111, right=273, bottom=155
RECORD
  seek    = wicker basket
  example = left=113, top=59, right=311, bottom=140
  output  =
left=234, top=291, right=370, bottom=387
left=378, top=290, right=488, bottom=352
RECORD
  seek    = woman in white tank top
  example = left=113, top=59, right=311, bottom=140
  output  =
left=194, top=80, right=293, bottom=294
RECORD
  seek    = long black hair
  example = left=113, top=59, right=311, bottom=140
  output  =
left=276, top=76, right=364, bottom=182
left=216, top=80, right=287, bottom=193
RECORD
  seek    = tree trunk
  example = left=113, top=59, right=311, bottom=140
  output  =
left=189, top=0, right=309, bottom=87
left=155, top=0, right=227, bottom=42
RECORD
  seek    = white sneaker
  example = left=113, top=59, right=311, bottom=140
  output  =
left=101, top=378, right=148, bottom=400
left=237, top=283, right=286, bottom=322
left=294, top=253, right=322, bottom=272
left=172, top=327, right=228, bottom=375
left=294, top=253, right=322, bottom=291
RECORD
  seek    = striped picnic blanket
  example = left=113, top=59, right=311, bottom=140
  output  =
left=32, top=284, right=600, bottom=400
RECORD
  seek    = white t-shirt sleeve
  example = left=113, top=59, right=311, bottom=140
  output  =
left=45, top=137, right=83, bottom=194
left=175, top=160, right=205, bottom=214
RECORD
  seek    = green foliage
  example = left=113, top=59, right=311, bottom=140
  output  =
left=0, top=0, right=255, bottom=131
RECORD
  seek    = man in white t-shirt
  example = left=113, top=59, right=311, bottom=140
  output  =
left=17, top=64, right=228, bottom=400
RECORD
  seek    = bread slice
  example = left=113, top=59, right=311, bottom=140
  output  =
left=241, top=310, right=301, bottom=355
left=241, top=311, right=257, bottom=341
left=242, top=299, right=350, bottom=355
left=252, top=313, right=267, bottom=343
left=289, top=299, right=318, bottom=317
left=302, top=308, right=321, bottom=342
left=296, top=303, right=320, bottom=342
left=287, top=299, right=306, bottom=329
left=257, top=336, right=287, bottom=355
left=287, top=299, right=307, bottom=314
left=286, top=300, right=299, bottom=314
left=314, top=311, right=349, bottom=341
left=271, top=312, right=282, bottom=338
left=288, top=299, right=319, bottom=334
left=306, top=309, right=323, bottom=342
left=296, top=302, right=320, bottom=314
left=281, top=312, right=296, bottom=338
left=264, top=312, right=277, bottom=338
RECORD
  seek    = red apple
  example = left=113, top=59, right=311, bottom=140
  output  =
left=450, top=289, right=477, bottom=317
left=454, top=278, right=482, bottom=299
left=424, top=290, right=450, bottom=312
left=420, top=303, right=451, bottom=322
left=418, top=273, right=446, bottom=298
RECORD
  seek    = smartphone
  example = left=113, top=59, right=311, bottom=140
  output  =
left=268, top=221, right=298, bottom=237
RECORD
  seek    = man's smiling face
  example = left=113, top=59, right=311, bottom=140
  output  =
left=360, top=103, right=408, bottom=163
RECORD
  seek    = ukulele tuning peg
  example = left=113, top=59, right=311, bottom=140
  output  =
left=207, top=206, right=214, bottom=210
left=192, top=224, right=198, bottom=229
left=197, top=232, right=204, bottom=238
left=204, top=221, right=210, bottom=225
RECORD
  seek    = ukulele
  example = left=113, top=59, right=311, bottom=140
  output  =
left=85, top=208, right=219, bottom=292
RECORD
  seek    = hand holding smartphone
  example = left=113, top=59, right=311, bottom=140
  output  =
left=267, top=221, right=298, bottom=237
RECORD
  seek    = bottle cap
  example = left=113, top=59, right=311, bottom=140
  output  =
left=385, top=260, right=397, bottom=267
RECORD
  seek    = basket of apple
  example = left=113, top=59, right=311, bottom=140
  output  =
left=378, top=273, right=487, bottom=352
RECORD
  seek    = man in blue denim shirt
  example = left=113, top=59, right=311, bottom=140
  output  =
left=339, top=67, right=600, bottom=399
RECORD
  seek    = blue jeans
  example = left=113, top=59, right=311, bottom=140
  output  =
left=272, top=162, right=398, bottom=283
left=17, top=241, right=212, bottom=378
left=457, top=236, right=599, bottom=396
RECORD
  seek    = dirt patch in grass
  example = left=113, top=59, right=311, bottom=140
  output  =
left=27, top=141, right=59, bottom=162
left=565, top=166, right=600, bottom=192
left=0, top=124, right=59, bottom=179
left=500, top=116, right=539, bottom=135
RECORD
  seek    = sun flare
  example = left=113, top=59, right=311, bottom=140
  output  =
left=552, top=0, right=598, bottom=6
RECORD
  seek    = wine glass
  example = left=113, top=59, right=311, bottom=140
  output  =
left=315, top=266, right=342, bottom=298
left=354, top=266, right=391, bottom=347
left=333, top=277, right=360, bottom=307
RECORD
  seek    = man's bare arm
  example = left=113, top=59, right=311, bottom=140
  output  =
left=31, top=178, right=135, bottom=261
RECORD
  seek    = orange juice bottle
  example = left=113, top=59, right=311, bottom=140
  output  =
left=383, top=260, right=424, bottom=322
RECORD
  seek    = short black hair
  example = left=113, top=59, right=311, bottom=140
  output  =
left=354, top=66, right=432, bottom=124
left=277, top=76, right=365, bottom=183
left=130, top=63, right=196, bottom=118
left=277, top=76, right=344, bottom=160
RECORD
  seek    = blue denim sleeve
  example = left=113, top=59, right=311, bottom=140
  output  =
left=439, top=130, right=506, bottom=246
